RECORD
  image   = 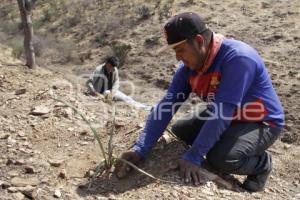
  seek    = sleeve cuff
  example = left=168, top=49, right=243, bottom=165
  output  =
left=182, top=148, right=204, bottom=167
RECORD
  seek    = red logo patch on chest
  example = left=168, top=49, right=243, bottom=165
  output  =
left=189, top=72, right=221, bottom=99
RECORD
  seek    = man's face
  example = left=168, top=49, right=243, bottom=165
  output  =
left=105, top=63, right=114, bottom=73
left=172, top=37, right=206, bottom=71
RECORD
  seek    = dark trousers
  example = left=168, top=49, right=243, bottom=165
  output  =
left=171, top=109, right=282, bottom=176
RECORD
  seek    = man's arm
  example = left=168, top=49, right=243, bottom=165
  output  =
left=86, top=64, right=104, bottom=93
left=133, top=65, right=192, bottom=158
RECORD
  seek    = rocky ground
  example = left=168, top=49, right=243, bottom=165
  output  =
left=0, top=0, right=300, bottom=199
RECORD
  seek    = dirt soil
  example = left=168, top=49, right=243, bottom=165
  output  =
left=0, top=0, right=300, bottom=199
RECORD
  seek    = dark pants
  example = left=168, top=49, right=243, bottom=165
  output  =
left=171, top=109, right=282, bottom=176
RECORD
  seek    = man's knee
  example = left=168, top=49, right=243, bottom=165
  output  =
left=206, top=150, right=243, bottom=173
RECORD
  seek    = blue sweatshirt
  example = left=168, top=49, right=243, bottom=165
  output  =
left=133, top=38, right=285, bottom=166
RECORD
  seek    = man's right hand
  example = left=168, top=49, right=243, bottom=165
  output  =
left=114, top=151, right=142, bottom=179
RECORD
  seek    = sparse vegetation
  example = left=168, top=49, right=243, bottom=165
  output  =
left=159, top=0, right=174, bottom=21
left=136, top=5, right=152, bottom=20
left=144, top=35, right=160, bottom=48
left=32, top=36, right=45, bottom=57
left=94, top=34, right=109, bottom=47
left=64, top=13, right=81, bottom=28
left=11, top=42, right=23, bottom=59
left=53, top=39, right=76, bottom=64
left=0, top=4, right=16, bottom=18
left=1, top=21, right=21, bottom=35
left=52, top=98, right=177, bottom=186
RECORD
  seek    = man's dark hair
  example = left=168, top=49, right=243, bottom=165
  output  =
left=105, top=56, right=119, bottom=67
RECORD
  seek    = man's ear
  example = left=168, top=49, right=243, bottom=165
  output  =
left=195, top=34, right=205, bottom=47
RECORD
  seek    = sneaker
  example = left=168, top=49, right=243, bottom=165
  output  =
left=242, top=153, right=272, bottom=192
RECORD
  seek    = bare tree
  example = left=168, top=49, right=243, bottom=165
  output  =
left=17, top=0, right=36, bottom=69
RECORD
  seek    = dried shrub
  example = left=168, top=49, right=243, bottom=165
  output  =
left=1, top=21, right=21, bottom=35
left=110, top=42, right=131, bottom=67
left=0, top=4, right=16, bottom=18
left=53, top=39, right=76, bottom=64
left=144, top=35, right=160, bottom=48
left=94, top=34, right=109, bottom=47
left=159, top=0, right=174, bottom=21
left=64, top=14, right=81, bottom=28
left=136, top=5, right=152, bottom=20
left=9, top=38, right=23, bottom=59
left=32, top=36, right=46, bottom=57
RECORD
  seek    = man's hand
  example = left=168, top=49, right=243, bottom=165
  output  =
left=178, top=159, right=203, bottom=186
left=103, top=90, right=113, bottom=101
left=114, top=151, right=142, bottom=179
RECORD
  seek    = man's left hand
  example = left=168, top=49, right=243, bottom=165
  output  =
left=178, top=159, right=203, bottom=186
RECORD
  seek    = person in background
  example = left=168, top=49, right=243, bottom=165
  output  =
left=86, top=56, right=151, bottom=111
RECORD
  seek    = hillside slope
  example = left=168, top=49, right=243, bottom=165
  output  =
left=0, top=0, right=300, bottom=199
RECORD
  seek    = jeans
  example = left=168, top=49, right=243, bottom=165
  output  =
left=171, top=109, right=282, bottom=175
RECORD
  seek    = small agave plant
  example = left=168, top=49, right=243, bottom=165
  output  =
left=52, top=97, right=172, bottom=188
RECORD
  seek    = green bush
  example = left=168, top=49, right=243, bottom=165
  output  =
left=110, top=43, right=131, bottom=67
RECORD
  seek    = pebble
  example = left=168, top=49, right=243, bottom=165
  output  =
left=0, top=132, right=10, bottom=139
left=7, top=137, right=17, bottom=146
left=80, top=130, right=88, bottom=136
left=58, top=169, right=67, bottom=179
left=54, top=189, right=62, bottom=198
left=64, top=108, right=73, bottom=118
left=85, top=170, right=95, bottom=178
left=48, top=159, right=64, bottom=167
left=17, top=131, right=26, bottom=137
left=0, top=180, right=11, bottom=189
left=30, top=106, right=50, bottom=116
left=15, top=89, right=26, bottom=96
left=78, top=141, right=89, bottom=146
left=6, top=158, right=15, bottom=165
left=15, top=159, right=25, bottom=165
left=24, top=166, right=35, bottom=174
